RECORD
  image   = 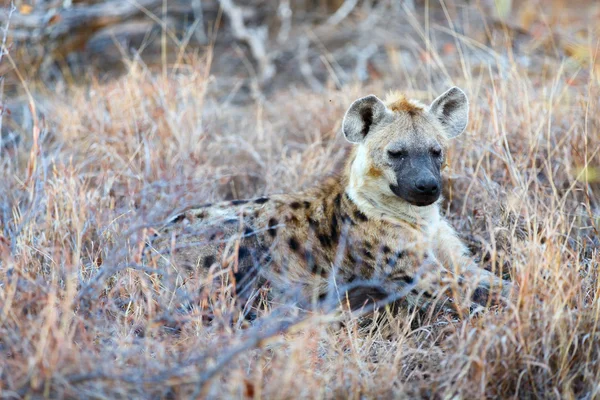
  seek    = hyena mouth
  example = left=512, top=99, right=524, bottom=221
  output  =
left=389, top=184, right=440, bottom=207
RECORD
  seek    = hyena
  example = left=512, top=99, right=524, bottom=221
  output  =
left=144, top=87, right=511, bottom=314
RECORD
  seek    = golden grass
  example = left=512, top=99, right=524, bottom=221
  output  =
left=1, top=3, right=599, bottom=398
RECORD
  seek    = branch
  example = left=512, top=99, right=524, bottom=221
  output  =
left=218, top=0, right=275, bottom=84
left=2, top=0, right=163, bottom=72
left=326, top=0, right=359, bottom=26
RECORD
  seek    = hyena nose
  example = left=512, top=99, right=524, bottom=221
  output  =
left=415, top=177, right=439, bottom=195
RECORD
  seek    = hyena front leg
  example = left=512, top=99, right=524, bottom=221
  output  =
left=406, top=254, right=513, bottom=315
left=433, top=221, right=514, bottom=309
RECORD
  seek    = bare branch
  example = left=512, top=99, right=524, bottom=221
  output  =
left=191, top=0, right=208, bottom=44
left=327, top=0, right=359, bottom=26
left=218, top=0, right=275, bottom=84
left=276, top=0, right=292, bottom=44
left=298, top=37, right=323, bottom=92
left=354, top=43, right=378, bottom=81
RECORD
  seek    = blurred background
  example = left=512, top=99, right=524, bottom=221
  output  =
left=2, top=0, right=599, bottom=142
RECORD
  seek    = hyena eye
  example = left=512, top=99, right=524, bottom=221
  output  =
left=388, top=149, right=407, bottom=158
left=430, top=147, right=442, bottom=158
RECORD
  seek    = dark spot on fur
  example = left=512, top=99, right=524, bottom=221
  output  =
left=360, top=107, right=373, bottom=137
left=414, top=290, right=433, bottom=299
left=244, top=226, right=254, bottom=235
left=310, top=263, right=319, bottom=274
left=317, top=233, right=332, bottom=248
left=386, top=251, right=405, bottom=268
left=290, top=201, right=302, bottom=210
left=382, top=245, right=391, bottom=254
left=305, top=251, right=319, bottom=274
left=287, top=215, right=299, bottom=224
left=334, top=193, right=342, bottom=209
left=233, top=271, right=245, bottom=285
left=308, top=218, right=319, bottom=229
left=134, top=325, right=146, bottom=338
left=363, top=249, right=373, bottom=259
left=238, top=247, right=250, bottom=259
left=231, top=199, right=249, bottom=205
left=472, top=286, right=490, bottom=305
left=196, top=211, right=206, bottom=219
left=330, top=215, right=339, bottom=241
left=303, top=201, right=311, bottom=209
left=254, top=197, right=269, bottom=204
left=183, top=263, right=195, bottom=273
left=354, top=209, right=368, bottom=222
left=267, top=218, right=278, bottom=237
left=288, top=237, right=300, bottom=252
left=364, top=242, right=372, bottom=250
left=401, top=275, right=414, bottom=284
left=311, top=262, right=328, bottom=277
left=170, top=214, right=185, bottom=224
left=233, top=269, right=256, bottom=293
left=224, top=218, right=238, bottom=224
left=203, top=255, right=216, bottom=269
left=261, top=253, right=272, bottom=265
left=347, top=252, right=356, bottom=264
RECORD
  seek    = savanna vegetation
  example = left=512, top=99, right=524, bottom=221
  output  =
left=0, top=0, right=599, bottom=398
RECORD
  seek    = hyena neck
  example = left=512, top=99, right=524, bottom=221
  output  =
left=345, top=184, right=440, bottom=226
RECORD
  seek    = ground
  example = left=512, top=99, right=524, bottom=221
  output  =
left=0, top=1, right=599, bottom=398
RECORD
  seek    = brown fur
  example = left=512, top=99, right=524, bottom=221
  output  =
left=386, top=93, right=425, bottom=115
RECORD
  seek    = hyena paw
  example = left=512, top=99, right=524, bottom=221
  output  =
left=471, top=278, right=514, bottom=307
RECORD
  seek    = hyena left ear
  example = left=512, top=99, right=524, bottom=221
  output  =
left=342, top=95, right=390, bottom=144
left=429, top=87, right=469, bottom=139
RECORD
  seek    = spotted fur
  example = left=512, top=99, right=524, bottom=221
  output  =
left=145, top=88, right=511, bottom=313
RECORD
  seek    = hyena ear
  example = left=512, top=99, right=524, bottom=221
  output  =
left=429, top=87, right=469, bottom=139
left=342, top=95, right=390, bottom=143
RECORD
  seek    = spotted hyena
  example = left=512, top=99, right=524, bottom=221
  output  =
left=144, top=87, right=511, bottom=314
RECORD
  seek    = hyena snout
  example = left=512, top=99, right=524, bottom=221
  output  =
left=391, top=168, right=441, bottom=207
left=407, top=172, right=441, bottom=206
left=414, top=175, right=440, bottom=197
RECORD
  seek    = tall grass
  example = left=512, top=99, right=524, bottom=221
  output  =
left=0, top=1, right=599, bottom=398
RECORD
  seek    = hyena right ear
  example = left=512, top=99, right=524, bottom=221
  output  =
left=342, top=95, right=390, bottom=143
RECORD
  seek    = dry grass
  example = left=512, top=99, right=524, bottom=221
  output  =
left=1, top=1, right=600, bottom=398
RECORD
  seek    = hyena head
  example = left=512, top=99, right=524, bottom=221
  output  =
left=342, top=87, right=469, bottom=207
